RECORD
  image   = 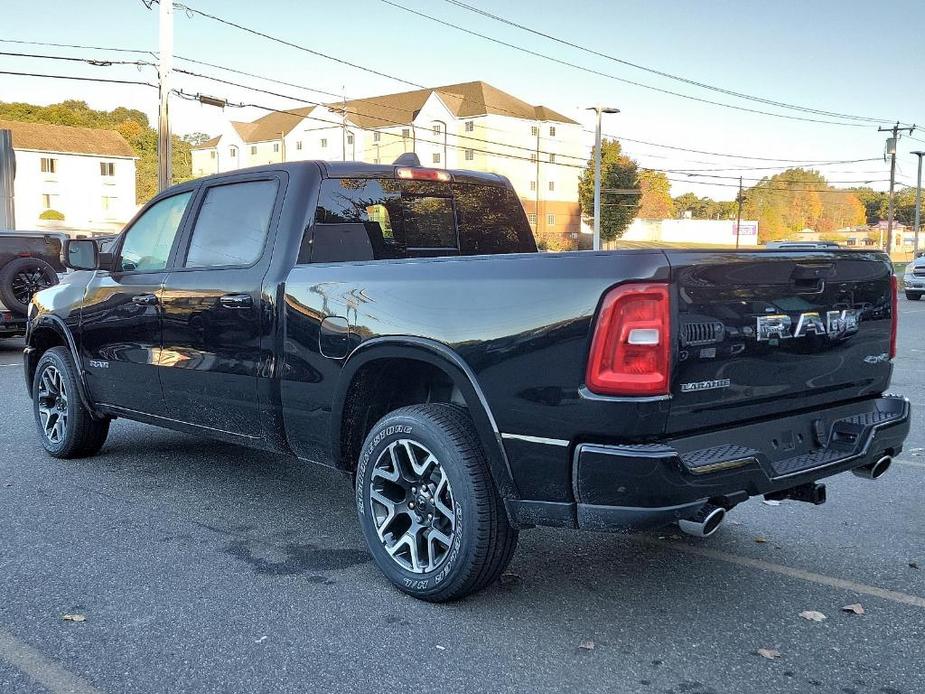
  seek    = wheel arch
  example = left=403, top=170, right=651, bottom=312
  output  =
left=332, top=336, right=518, bottom=504
left=26, top=314, right=99, bottom=416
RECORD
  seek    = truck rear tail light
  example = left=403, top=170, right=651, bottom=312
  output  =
left=890, top=274, right=898, bottom=359
left=586, top=283, right=671, bottom=397
left=396, top=167, right=452, bottom=182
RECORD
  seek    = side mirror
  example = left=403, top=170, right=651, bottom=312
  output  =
left=63, top=238, right=99, bottom=271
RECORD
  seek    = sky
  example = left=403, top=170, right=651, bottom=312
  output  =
left=2, top=0, right=924, bottom=201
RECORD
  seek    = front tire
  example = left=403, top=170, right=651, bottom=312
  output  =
left=32, top=347, right=110, bottom=458
left=356, top=404, right=518, bottom=602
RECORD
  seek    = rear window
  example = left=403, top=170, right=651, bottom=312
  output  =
left=305, top=177, right=535, bottom=263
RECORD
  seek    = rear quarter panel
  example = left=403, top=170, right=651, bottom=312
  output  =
left=281, top=250, right=671, bottom=464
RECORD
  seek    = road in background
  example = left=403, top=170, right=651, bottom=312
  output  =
left=0, top=300, right=923, bottom=693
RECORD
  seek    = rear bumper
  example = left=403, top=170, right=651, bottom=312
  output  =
left=511, top=395, right=910, bottom=531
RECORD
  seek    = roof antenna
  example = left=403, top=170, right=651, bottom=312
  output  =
left=393, top=152, right=421, bottom=166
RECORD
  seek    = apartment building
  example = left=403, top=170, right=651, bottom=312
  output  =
left=191, top=81, right=586, bottom=243
left=0, top=119, right=136, bottom=233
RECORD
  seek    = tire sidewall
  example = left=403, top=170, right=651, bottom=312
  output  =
left=32, top=349, right=78, bottom=456
left=356, top=411, right=477, bottom=598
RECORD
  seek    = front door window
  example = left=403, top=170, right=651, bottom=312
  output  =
left=118, top=192, right=193, bottom=272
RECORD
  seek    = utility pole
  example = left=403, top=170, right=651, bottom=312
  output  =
left=535, top=123, right=540, bottom=236
left=157, top=0, right=173, bottom=191
left=586, top=105, right=620, bottom=251
left=878, top=122, right=916, bottom=256
left=735, top=176, right=743, bottom=249
left=912, top=151, right=924, bottom=255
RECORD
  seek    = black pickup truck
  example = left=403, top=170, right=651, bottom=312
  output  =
left=24, top=161, right=910, bottom=601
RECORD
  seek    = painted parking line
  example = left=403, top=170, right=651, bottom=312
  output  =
left=638, top=538, right=925, bottom=609
left=0, top=627, right=103, bottom=694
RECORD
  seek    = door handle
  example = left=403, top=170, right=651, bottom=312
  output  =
left=220, top=294, right=253, bottom=309
left=131, top=293, right=158, bottom=306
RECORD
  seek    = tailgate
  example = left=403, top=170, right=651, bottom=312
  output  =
left=665, top=250, right=894, bottom=434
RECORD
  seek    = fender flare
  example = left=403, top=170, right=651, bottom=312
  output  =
left=332, top=336, right=519, bottom=503
left=26, top=314, right=101, bottom=418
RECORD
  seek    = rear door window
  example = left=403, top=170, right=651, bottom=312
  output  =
left=183, top=179, right=278, bottom=268
left=307, top=177, right=534, bottom=263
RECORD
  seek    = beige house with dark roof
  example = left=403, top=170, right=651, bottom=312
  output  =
left=0, top=119, right=136, bottom=233
left=191, top=81, right=586, bottom=242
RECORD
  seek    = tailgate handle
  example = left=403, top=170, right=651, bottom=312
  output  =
left=790, top=263, right=834, bottom=293
left=790, top=263, right=835, bottom=280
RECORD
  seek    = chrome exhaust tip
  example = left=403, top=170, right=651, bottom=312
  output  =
left=678, top=504, right=726, bottom=538
left=852, top=455, right=892, bottom=480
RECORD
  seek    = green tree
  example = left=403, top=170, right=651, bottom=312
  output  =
left=672, top=193, right=737, bottom=220
left=182, top=132, right=211, bottom=146
left=744, top=168, right=866, bottom=242
left=637, top=170, right=674, bottom=219
left=0, top=100, right=194, bottom=204
left=578, top=139, right=640, bottom=242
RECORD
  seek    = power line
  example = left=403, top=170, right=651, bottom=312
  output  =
left=0, top=37, right=154, bottom=55
left=657, top=159, right=883, bottom=173
left=441, top=0, right=905, bottom=127
left=0, top=50, right=153, bottom=68
left=598, top=132, right=871, bottom=163
left=659, top=171, right=889, bottom=185
left=4, top=43, right=875, bottom=175
left=171, top=2, right=424, bottom=89
left=0, top=70, right=157, bottom=88
left=381, top=0, right=871, bottom=128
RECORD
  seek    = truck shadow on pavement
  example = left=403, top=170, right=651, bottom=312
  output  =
left=95, top=420, right=739, bottom=608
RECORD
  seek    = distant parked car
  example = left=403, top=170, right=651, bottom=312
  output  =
left=903, top=257, right=925, bottom=300
left=765, top=240, right=841, bottom=250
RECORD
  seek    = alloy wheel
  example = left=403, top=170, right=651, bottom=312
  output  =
left=369, top=439, right=457, bottom=573
left=37, top=365, right=68, bottom=444
left=12, top=266, right=54, bottom=306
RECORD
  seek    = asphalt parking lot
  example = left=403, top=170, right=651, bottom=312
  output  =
left=1, top=302, right=923, bottom=694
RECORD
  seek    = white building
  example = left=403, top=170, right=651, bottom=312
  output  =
left=613, top=218, right=760, bottom=247
left=0, top=119, right=136, bottom=234
left=192, top=81, right=585, bottom=244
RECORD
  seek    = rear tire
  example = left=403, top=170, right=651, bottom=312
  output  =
left=906, top=292, right=921, bottom=301
left=356, top=403, right=518, bottom=602
left=0, top=257, right=59, bottom=316
left=32, top=347, right=110, bottom=458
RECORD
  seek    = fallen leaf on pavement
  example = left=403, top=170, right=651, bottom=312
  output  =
left=754, top=536, right=769, bottom=543
left=756, top=648, right=781, bottom=660
left=762, top=499, right=781, bottom=507
left=578, top=639, right=595, bottom=651
left=799, top=610, right=827, bottom=622
left=499, top=572, right=521, bottom=587
left=841, top=604, right=865, bottom=615
left=910, top=562, right=920, bottom=570
left=62, top=614, right=86, bottom=622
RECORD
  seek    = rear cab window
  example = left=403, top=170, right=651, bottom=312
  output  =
left=304, top=176, right=535, bottom=263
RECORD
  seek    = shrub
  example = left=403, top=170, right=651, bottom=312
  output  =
left=39, top=209, right=65, bottom=221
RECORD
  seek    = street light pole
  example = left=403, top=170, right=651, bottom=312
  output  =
left=912, top=151, right=924, bottom=255
left=586, top=105, right=620, bottom=251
